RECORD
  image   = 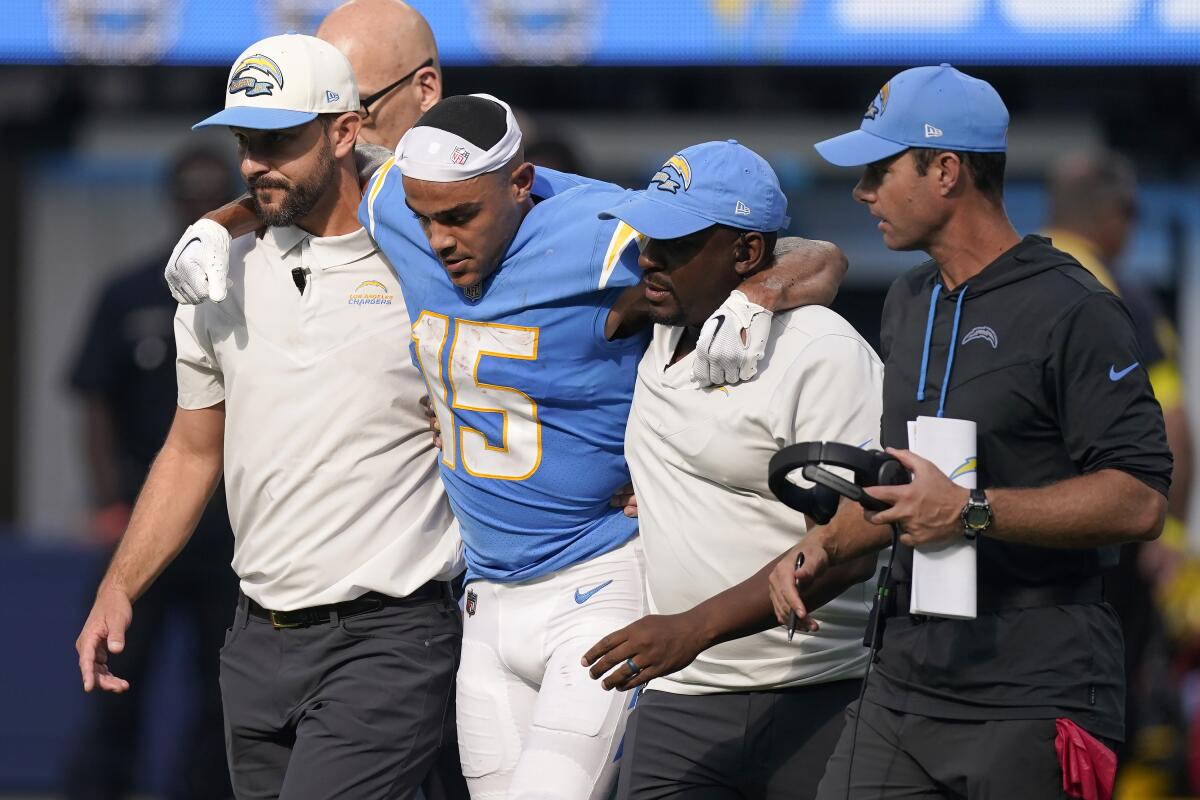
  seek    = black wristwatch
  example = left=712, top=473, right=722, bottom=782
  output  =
left=960, top=488, right=992, bottom=540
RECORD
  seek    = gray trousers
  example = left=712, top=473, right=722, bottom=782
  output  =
left=815, top=699, right=1073, bottom=800
left=617, top=679, right=861, bottom=800
left=219, top=590, right=462, bottom=800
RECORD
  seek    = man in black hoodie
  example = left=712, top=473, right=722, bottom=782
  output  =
left=771, top=65, right=1172, bottom=798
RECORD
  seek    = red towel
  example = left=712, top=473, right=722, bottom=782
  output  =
left=1055, top=718, right=1117, bottom=800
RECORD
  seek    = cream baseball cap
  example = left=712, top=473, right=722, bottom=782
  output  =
left=193, top=33, right=359, bottom=130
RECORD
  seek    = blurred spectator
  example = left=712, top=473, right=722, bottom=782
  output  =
left=63, top=146, right=239, bottom=800
left=1046, top=152, right=1191, bottom=524
left=526, top=133, right=586, bottom=175
left=519, top=113, right=588, bottom=175
left=1045, top=149, right=1193, bottom=796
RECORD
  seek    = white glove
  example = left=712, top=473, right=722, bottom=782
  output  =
left=164, top=218, right=232, bottom=304
left=693, top=290, right=773, bottom=386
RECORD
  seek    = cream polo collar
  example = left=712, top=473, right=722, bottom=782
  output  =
left=267, top=225, right=377, bottom=271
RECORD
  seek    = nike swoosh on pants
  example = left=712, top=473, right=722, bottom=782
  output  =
left=574, top=580, right=614, bottom=604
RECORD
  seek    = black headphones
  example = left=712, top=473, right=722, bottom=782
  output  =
left=768, top=441, right=911, bottom=525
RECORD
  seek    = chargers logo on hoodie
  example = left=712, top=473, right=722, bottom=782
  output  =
left=651, top=154, right=693, bottom=194
left=229, top=54, right=284, bottom=97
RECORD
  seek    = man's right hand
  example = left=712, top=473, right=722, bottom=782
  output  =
left=165, top=218, right=232, bottom=304
left=768, top=540, right=829, bottom=628
left=76, top=586, right=134, bottom=693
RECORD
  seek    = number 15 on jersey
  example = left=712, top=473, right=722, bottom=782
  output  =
left=413, top=311, right=543, bottom=481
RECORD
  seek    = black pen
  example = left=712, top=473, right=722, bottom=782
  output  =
left=787, top=551, right=806, bottom=642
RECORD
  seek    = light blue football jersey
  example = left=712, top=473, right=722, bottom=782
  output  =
left=361, top=163, right=646, bottom=583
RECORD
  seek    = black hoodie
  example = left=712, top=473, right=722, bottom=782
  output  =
left=868, top=235, right=1171, bottom=741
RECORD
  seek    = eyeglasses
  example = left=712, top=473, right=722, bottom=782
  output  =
left=360, top=58, right=435, bottom=118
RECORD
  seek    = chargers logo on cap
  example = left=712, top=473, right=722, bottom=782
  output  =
left=864, top=81, right=890, bottom=121
left=651, top=154, right=692, bottom=194
left=228, top=54, right=284, bottom=97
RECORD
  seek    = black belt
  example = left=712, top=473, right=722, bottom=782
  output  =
left=891, top=575, right=1103, bottom=618
left=247, top=581, right=448, bottom=629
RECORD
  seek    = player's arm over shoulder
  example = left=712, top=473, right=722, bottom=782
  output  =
left=743, top=237, right=848, bottom=310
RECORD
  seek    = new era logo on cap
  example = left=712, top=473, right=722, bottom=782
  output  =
left=924, top=123, right=943, bottom=138
left=326, top=90, right=340, bottom=102
left=735, top=201, right=751, bottom=215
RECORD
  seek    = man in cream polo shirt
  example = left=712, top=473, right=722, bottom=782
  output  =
left=75, top=34, right=462, bottom=800
left=582, top=141, right=884, bottom=799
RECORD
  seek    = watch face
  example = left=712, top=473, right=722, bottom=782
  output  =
left=965, top=505, right=991, bottom=528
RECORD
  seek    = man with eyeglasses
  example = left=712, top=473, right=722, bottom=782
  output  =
left=317, top=0, right=441, bottom=150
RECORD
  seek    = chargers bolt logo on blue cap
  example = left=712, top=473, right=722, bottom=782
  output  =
left=864, top=82, right=890, bottom=121
left=228, top=54, right=283, bottom=97
left=651, top=154, right=693, bottom=194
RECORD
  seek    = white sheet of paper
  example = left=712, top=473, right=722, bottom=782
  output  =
left=908, top=415, right=978, bottom=619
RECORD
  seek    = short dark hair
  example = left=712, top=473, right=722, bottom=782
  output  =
left=910, top=149, right=1006, bottom=202
left=413, top=95, right=508, bottom=150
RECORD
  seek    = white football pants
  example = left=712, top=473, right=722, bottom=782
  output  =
left=456, top=537, right=647, bottom=800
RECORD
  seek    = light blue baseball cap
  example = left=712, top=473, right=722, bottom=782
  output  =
left=814, top=64, right=1009, bottom=167
left=599, top=140, right=789, bottom=239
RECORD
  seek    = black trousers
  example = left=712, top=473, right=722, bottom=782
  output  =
left=618, top=679, right=862, bottom=800
left=220, top=590, right=462, bottom=800
left=815, top=699, right=1073, bottom=800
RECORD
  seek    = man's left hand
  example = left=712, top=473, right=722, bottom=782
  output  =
left=693, top=290, right=772, bottom=387
left=581, top=613, right=708, bottom=692
left=862, top=448, right=969, bottom=549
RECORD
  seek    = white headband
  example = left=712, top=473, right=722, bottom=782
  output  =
left=395, top=93, right=523, bottom=182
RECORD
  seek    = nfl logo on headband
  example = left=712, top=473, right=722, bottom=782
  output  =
left=397, top=94, right=523, bottom=183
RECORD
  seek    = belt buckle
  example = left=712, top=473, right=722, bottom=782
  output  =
left=269, top=610, right=301, bottom=629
